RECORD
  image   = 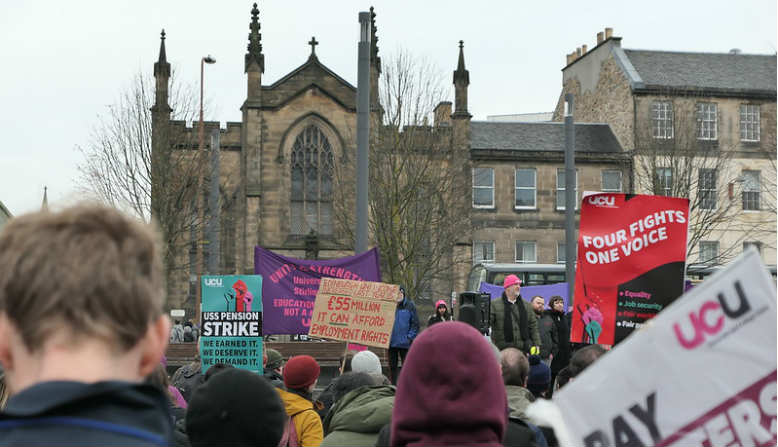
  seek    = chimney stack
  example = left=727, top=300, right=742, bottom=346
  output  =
left=605, top=27, right=613, bottom=39
left=582, top=44, right=587, bottom=54
left=433, top=101, right=452, bottom=127
left=576, top=47, right=582, bottom=57
left=597, top=31, right=604, bottom=44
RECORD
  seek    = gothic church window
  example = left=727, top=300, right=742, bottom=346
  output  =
left=291, top=125, right=334, bottom=235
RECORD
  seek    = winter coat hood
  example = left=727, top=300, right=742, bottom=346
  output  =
left=276, top=388, right=324, bottom=447
left=505, top=385, right=535, bottom=421
left=321, top=385, right=395, bottom=447
left=391, top=321, right=507, bottom=446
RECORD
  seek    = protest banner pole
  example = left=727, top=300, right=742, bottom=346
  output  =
left=341, top=341, right=349, bottom=372
left=564, top=93, right=576, bottom=306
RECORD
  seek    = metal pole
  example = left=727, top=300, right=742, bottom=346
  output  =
left=195, top=55, right=214, bottom=322
left=196, top=58, right=205, bottom=322
left=207, top=129, right=221, bottom=275
left=356, top=12, right=371, bottom=254
left=564, top=94, right=576, bottom=308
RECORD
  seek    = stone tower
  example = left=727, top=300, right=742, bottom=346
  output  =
left=151, top=29, right=171, bottom=154
left=452, top=40, right=472, bottom=153
left=241, top=3, right=265, bottom=270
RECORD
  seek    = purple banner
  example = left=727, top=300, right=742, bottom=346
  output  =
left=478, top=281, right=570, bottom=314
left=255, top=246, right=382, bottom=335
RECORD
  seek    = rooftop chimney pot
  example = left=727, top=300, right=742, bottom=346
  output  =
left=597, top=32, right=604, bottom=44
left=605, top=27, right=613, bottom=39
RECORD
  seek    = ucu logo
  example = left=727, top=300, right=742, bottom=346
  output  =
left=673, top=281, right=751, bottom=350
left=204, top=278, right=223, bottom=287
left=587, top=195, right=615, bottom=206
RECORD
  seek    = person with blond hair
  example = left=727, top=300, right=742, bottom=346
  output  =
left=0, top=204, right=172, bottom=444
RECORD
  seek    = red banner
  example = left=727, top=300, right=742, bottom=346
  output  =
left=571, top=193, right=689, bottom=345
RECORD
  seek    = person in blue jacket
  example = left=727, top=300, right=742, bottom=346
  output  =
left=388, top=286, right=420, bottom=384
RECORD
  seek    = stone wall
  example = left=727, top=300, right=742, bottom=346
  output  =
left=553, top=56, right=635, bottom=151
left=469, top=159, right=630, bottom=265
left=257, top=87, right=357, bottom=251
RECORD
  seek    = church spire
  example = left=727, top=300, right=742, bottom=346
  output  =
left=369, top=6, right=380, bottom=69
left=154, top=29, right=170, bottom=78
left=453, top=40, right=470, bottom=118
left=245, top=2, right=265, bottom=73
left=453, top=40, right=469, bottom=85
left=152, top=29, right=171, bottom=114
left=41, top=186, right=49, bottom=211
left=369, top=6, right=382, bottom=115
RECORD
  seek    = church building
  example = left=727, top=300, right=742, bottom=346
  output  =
left=152, top=4, right=629, bottom=313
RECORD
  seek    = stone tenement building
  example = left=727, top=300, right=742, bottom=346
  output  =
left=152, top=5, right=630, bottom=312
left=552, top=28, right=776, bottom=268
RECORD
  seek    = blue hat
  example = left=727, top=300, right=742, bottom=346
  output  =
left=526, top=355, right=551, bottom=395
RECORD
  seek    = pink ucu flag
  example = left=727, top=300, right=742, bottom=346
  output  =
left=673, top=281, right=751, bottom=350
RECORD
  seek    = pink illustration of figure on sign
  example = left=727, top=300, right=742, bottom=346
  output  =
left=578, top=303, right=604, bottom=344
left=233, top=280, right=254, bottom=312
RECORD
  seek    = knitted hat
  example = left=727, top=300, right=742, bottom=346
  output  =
left=283, top=355, right=320, bottom=390
left=351, top=350, right=382, bottom=376
left=503, top=274, right=521, bottom=289
left=526, top=355, right=551, bottom=395
left=186, top=368, right=286, bottom=447
left=265, top=348, right=284, bottom=371
left=392, top=321, right=507, bottom=446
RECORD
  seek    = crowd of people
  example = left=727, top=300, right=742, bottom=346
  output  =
left=0, top=204, right=607, bottom=446
left=170, top=320, right=199, bottom=344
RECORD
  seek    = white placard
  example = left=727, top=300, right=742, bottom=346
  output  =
left=529, top=249, right=777, bottom=447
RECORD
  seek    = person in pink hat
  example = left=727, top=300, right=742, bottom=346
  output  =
left=489, top=275, right=541, bottom=354
left=427, top=299, right=453, bottom=327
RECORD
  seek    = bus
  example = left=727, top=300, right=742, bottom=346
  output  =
left=467, top=261, right=777, bottom=292
left=685, top=263, right=777, bottom=284
left=466, top=263, right=567, bottom=292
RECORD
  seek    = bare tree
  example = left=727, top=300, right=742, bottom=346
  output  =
left=334, top=49, right=471, bottom=301
left=76, top=70, right=204, bottom=275
left=633, top=94, right=771, bottom=264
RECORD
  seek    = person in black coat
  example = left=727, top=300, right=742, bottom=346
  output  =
left=548, top=296, right=572, bottom=395
left=427, top=299, right=454, bottom=327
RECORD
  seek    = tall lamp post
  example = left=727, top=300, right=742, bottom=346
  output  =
left=196, top=55, right=215, bottom=324
left=564, top=94, right=576, bottom=307
left=355, top=12, right=370, bottom=254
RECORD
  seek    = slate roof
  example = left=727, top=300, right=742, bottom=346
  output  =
left=622, top=50, right=776, bottom=95
left=470, top=121, right=622, bottom=153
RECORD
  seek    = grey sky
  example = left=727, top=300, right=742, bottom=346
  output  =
left=1, top=1, right=775, bottom=216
